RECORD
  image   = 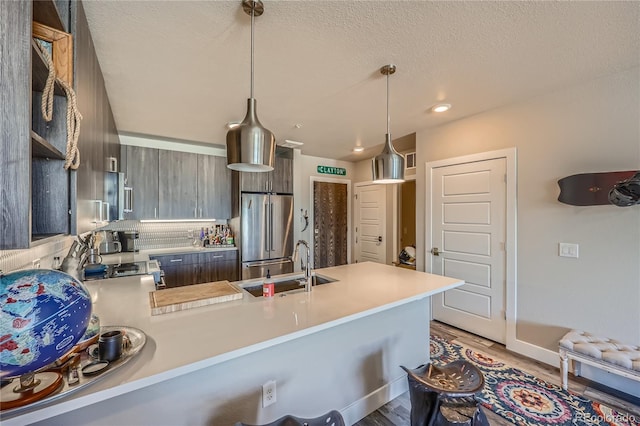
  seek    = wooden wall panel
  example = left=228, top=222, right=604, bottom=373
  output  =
left=0, top=1, right=31, bottom=248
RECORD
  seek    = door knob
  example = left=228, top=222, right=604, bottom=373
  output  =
left=431, top=247, right=440, bottom=256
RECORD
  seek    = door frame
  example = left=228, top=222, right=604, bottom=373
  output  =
left=396, top=175, right=416, bottom=264
left=425, top=147, right=518, bottom=350
left=310, top=176, right=352, bottom=266
left=354, top=181, right=395, bottom=265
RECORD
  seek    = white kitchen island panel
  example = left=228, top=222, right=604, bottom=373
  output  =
left=3, top=262, right=463, bottom=425
left=31, top=299, right=429, bottom=425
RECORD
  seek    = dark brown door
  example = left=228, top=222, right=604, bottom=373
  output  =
left=313, top=181, right=348, bottom=268
left=400, top=180, right=416, bottom=248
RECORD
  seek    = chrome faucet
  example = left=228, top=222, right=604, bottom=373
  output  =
left=292, top=240, right=312, bottom=292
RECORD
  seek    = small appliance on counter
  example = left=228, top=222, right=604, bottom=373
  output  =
left=117, top=231, right=139, bottom=252
left=98, top=231, right=121, bottom=254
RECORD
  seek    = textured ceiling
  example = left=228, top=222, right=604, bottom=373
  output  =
left=82, top=1, right=640, bottom=161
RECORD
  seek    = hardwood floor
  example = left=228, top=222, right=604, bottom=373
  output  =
left=354, top=321, right=640, bottom=425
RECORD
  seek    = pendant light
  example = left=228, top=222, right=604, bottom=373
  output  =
left=226, top=0, right=275, bottom=172
left=372, top=64, right=405, bottom=184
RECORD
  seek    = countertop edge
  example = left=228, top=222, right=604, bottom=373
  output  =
left=2, top=263, right=463, bottom=425
left=2, top=278, right=462, bottom=425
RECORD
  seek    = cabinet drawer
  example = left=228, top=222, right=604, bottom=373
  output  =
left=151, top=253, right=200, bottom=267
left=199, top=250, right=237, bottom=263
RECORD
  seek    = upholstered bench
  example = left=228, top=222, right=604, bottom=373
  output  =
left=559, top=330, right=640, bottom=390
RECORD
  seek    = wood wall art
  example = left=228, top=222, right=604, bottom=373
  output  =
left=32, top=21, right=73, bottom=86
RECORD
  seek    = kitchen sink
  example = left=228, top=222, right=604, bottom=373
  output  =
left=243, top=274, right=337, bottom=297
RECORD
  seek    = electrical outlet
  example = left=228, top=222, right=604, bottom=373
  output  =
left=32, top=258, right=41, bottom=268
left=262, top=380, right=276, bottom=407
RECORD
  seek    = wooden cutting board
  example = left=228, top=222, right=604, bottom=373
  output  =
left=149, top=280, right=243, bottom=316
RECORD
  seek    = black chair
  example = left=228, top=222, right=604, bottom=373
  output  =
left=401, top=360, right=489, bottom=426
left=235, top=410, right=345, bottom=426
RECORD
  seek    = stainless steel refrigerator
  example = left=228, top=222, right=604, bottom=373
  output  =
left=240, top=193, right=294, bottom=279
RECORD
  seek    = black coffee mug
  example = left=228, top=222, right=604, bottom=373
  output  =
left=98, top=330, right=123, bottom=361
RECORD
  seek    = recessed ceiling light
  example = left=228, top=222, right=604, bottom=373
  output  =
left=294, top=123, right=303, bottom=129
left=432, top=103, right=451, bottom=113
left=353, top=147, right=365, bottom=153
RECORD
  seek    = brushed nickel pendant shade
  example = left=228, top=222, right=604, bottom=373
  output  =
left=372, top=64, right=405, bottom=184
left=226, top=0, right=275, bottom=172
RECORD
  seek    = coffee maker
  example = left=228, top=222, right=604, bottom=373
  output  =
left=117, top=230, right=139, bottom=252
left=98, top=231, right=122, bottom=254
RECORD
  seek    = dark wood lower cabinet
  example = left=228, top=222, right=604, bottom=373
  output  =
left=152, top=250, right=238, bottom=289
left=198, top=251, right=238, bottom=283
left=161, top=264, right=198, bottom=288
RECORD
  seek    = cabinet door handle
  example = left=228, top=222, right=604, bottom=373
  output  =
left=194, top=207, right=197, bottom=218
left=102, top=202, right=110, bottom=222
left=170, top=259, right=183, bottom=263
left=92, top=200, right=103, bottom=223
left=124, top=187, right=133, bottom=213
left=199, top=208, right=202, bottom=218
left=154, top=207, right=157, bottom=218
left=212, top=255, right=223, bottom=259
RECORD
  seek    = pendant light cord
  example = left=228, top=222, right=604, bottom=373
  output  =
left=386, top=71, right=390, bottom=134
left=250, top=2, right=255, bottom=99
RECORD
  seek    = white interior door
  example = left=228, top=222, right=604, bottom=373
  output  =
left=354, top=184, right=386, bottom=264
left=430, top=158, right=507, bottom=343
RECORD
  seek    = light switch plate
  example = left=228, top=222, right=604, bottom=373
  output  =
left=559, top=243, right=579, bottom=258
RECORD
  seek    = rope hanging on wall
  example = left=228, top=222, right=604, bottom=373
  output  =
left=37, top=41, right=83, bottom=170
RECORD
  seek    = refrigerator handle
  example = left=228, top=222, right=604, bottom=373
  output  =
left=270, top=202, right=274, bottom=251
left=265, top=203, right=270, bottom=253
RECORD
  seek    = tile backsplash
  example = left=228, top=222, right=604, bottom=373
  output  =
left=0, top=236, right=74, bottom=274
left=99, top=220, right=228, bottom=251
left=0, top=220, right=230, bottom=274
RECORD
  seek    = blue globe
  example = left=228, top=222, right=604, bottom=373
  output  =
left=0, top=269, right=92, bottom=378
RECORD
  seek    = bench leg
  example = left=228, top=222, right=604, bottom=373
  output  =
left=573, top=360, right=581, bottom=377
left=559, top=349, right=569, bottom=390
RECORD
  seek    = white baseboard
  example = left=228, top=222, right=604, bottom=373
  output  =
left=340, top=376, right=408, bottom=425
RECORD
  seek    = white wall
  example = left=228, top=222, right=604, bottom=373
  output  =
left=415, top=68, right=640, bottom=365
left=293, top=151, right=355, bottom=271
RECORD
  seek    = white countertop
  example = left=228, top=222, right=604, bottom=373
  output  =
left=4, top=262, right=462, bottom=424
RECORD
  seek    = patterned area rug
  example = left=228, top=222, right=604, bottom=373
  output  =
left=429, top=335, right=639, bottom=426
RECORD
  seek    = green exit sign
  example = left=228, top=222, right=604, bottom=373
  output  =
left=317, top=165, right=346, bottom=176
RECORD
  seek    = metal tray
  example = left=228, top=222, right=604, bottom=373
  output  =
left=1, top=326, right=146, bottom=416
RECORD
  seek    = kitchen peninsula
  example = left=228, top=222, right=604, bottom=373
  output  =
left=3, top=262, right=463, bottom=426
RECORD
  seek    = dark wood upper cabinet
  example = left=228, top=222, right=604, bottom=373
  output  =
left=239, top=147, right=293, bottom=194
left=271, top=152, right=293, bottom=194
left=158, top=150, right=198, bottom=219
left=197, top=154, right=232, bottom=219
left=124, top=145, right=159, bottom=220
left=122, top=148, right=232, bottom=220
